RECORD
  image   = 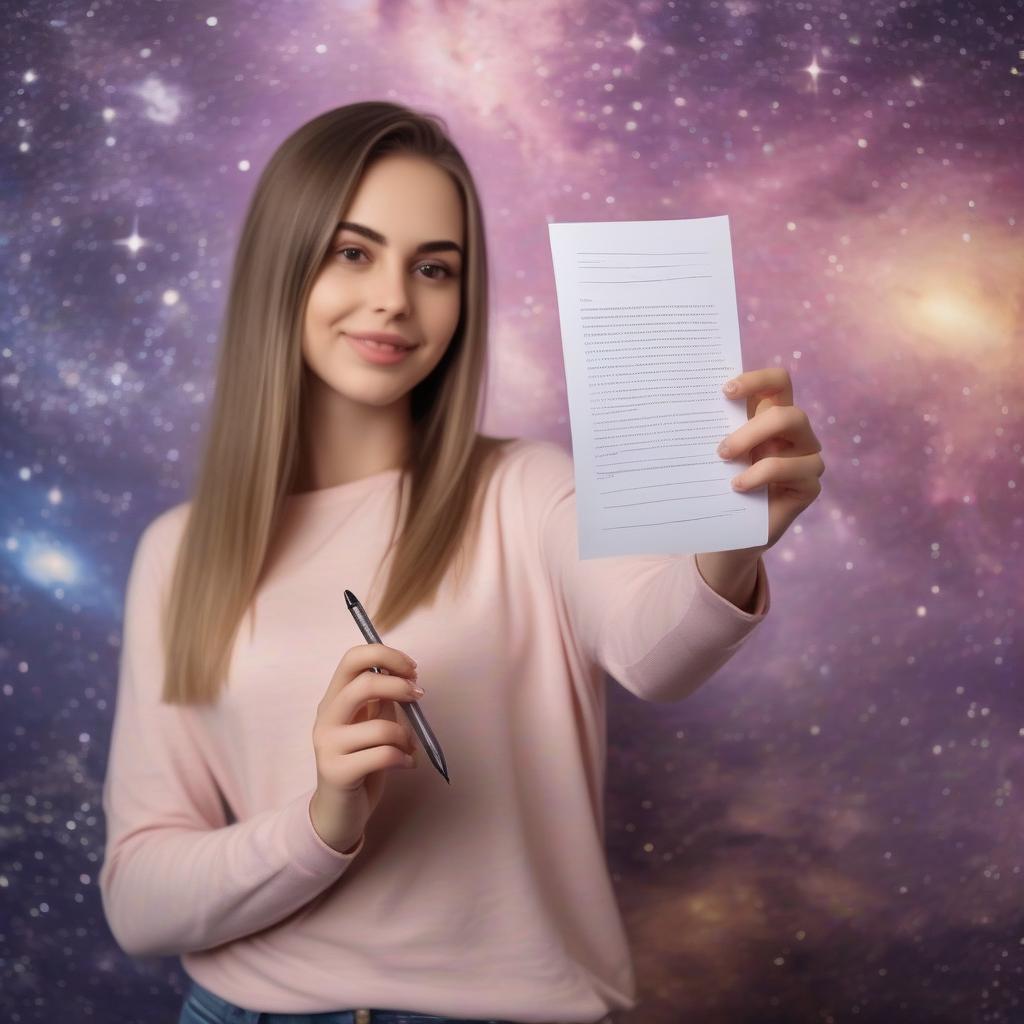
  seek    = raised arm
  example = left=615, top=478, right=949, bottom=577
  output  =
left=525, top=441, right=770, bottom=703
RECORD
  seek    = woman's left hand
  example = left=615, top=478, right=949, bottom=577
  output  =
left=717, top=368, right=825, bottom=552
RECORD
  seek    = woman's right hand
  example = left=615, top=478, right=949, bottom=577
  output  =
left=309, top=643, right=424, bottom=854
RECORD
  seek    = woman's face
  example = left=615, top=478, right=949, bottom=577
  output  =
left=302, top=153, right=465, bottom=408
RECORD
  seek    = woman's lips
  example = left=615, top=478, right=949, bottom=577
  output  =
left=346, top=333, right=417, bottom=365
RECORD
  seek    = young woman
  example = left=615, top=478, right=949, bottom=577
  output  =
left=99, top=100, right=818, bottom=1024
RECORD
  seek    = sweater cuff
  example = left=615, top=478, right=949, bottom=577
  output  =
left=282, top=788, right=366, bottom=873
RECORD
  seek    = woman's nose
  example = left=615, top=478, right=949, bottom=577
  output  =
left=370, top=263, right=412, bottom=315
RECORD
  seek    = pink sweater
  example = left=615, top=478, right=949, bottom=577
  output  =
left=99, top=438, right=770, bottom=1023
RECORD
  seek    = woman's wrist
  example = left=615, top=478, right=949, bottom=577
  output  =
left=308, top=791, right=363, bottom=854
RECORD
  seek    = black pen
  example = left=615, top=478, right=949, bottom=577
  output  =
left=344, top=589, right=449, bottom=785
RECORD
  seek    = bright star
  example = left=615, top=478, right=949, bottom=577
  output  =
left=805, top=55, right=823, bottom=92
left=114, top=215, right=146, bottom=256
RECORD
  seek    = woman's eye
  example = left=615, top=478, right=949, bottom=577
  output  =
left=418, top=263, right=454, bottom=281
left=334, top=246, right=455, bottom=281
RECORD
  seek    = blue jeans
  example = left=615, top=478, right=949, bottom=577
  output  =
left=178, top=977, right=519, bottom=1024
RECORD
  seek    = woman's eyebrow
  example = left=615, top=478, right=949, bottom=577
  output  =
left=335, top=220, right=463, bottom=257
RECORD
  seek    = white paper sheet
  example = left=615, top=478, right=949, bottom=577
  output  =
left=547, top=214, right=768, bottom=559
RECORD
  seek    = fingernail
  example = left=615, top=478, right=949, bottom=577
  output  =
left=717, top=442, right=731, bottom=458
left=408, top=681, right=425, bottom=696
left=723, top=380, right=738, bottom=395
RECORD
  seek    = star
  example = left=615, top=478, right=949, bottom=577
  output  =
left=114, top=216, right=146, bottom=256
left=805, top=54, right=823, bottom=92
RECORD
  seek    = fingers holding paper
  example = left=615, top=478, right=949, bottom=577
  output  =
left=717, top=368, right=825, bottom=551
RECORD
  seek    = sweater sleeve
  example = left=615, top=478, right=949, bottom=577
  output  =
left=526, top=440, right=771, bottom=703
left=98, top=511, right=365, bottom=958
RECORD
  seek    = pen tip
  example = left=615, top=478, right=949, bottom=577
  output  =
left=344, top=590, right=356, bottom=609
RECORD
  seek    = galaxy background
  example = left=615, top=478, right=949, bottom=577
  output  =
left=2, top=0, right=1022, bottom=1021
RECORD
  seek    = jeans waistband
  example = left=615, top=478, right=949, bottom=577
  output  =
left=183, top=977, right=532, bottom=1024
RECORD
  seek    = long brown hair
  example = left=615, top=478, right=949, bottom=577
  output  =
left=161, top=101, right=512, bottom=705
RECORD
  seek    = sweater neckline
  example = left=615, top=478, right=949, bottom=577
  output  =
left=285, top=466, right=403, bottom=509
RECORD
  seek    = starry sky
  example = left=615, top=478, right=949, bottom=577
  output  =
left=2, top=1, right=1022, bottom=1021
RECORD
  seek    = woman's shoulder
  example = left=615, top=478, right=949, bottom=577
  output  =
left=149, top=500, right=191, bottom=542
left=134, top=500, right=192, bottom=573
left=132, top=438, right=575, bottom=553
left=502, top=434, right=572, bottom=470
left=480, top=434, right=575, bottom=503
